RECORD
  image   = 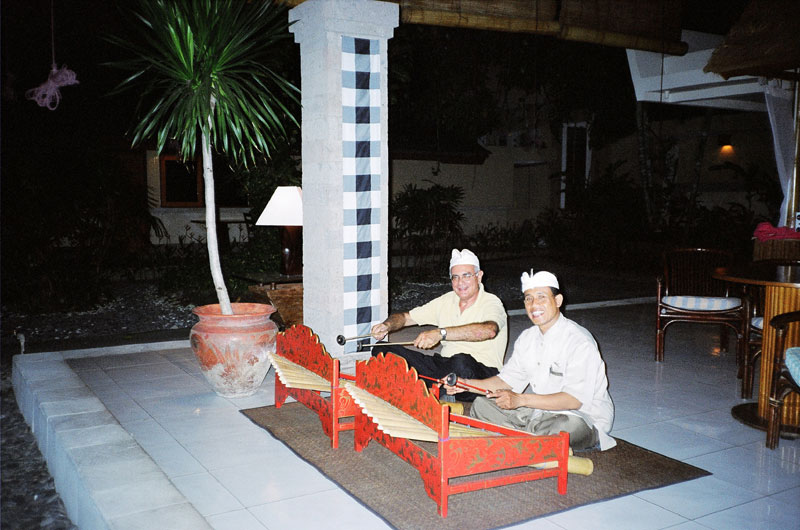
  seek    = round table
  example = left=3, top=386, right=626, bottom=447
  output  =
left=714, top=263, right=800, bottom=437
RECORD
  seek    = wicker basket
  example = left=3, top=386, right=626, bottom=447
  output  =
left=753, top=239, right=800, bottom=262
left=247, top=283, right=303, bottom=327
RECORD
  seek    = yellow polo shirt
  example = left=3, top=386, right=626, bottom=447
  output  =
left=408, top=284, right=508, bottom=370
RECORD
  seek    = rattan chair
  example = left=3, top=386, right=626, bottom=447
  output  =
left=766, top=310, right=800, bottom=449
left=655, top=248, right=747, bottom=363
left=740, top=284, right=764, bottom=399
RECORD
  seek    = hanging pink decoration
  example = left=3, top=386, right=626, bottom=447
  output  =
left=26, top=64, right=79, bottom=110
left=25, top=0, right=78, bottom=111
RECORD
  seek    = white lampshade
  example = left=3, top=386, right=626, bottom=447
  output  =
left=255, top=186, right=303, bottom=226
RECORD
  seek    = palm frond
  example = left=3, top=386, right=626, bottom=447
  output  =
left=106, top=0, right=298, bottom=164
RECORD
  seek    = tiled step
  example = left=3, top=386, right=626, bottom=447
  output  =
left=12, top=347, right=210, bottom=530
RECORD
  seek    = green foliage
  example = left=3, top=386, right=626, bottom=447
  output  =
left=391, top=182, right=465, bottom=277
left=156, top=142, right=301, bottom=304
left=467, top=219, right=539, bottom=258
left=535, top=159, right=774, bottom=267
left=388, top=26, right=636, bottom=155
left=709, top=161, right=783, bottom=224
left=1, top=149, right=166, bottom=313
left=107, top=0, right=299, bottom=166
left=467, top=223, right=511, bottom=256
left=680, top=203, right=756, bottom=258
left=389, top=26, right=498, bottom=153
left=229, top=140, right=302, bottom=221
left=536, top=160, right=650, bottom=264
left=156, top=235, right=281, bottom=306
left=107, top=0, right=300, bottom=311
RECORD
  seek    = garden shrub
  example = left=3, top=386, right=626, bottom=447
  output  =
left=1, top=149, right=166, bottom=313
left=534, top=159, right=775, bottom=269
left=391, top=182, right=465, bottom=278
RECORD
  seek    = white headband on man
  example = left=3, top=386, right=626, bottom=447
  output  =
left=449, top=248, right=480, bottom=271
left=521, top=270, right=559, bottom=292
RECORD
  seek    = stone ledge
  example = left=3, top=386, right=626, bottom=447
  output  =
left=12, top=352, right=210, bottom=530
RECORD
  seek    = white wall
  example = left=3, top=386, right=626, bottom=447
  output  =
left=390, top=143, right=561, bottom=234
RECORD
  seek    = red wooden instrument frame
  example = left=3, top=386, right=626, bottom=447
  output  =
left=353, top=353, right=569, bottom=517
left=274, top=325, right=357, bottom=449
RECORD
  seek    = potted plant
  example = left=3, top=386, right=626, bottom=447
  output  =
left=109, top=0, right=299, bottom=397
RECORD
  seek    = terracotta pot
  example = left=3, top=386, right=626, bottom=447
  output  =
left=190, top=303, right=278, bottom=398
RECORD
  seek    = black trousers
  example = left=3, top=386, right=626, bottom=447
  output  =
left=370, top=345, right=498, bottom=402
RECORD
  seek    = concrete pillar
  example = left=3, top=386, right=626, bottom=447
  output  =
left=290, top=0, right=398, bottom=366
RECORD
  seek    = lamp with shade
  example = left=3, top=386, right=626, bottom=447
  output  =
left=256, top=186, right=303, bottom=276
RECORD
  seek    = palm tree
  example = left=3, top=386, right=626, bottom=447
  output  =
left=108, top=0, right=299, bottom=314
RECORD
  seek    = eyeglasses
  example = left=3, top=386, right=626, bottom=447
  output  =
left=450, top=272, right=476, bottom=282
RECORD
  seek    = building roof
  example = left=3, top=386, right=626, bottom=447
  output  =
left=704, top=0, right=800, bottom=80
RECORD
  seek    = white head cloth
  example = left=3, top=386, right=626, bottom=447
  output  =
left=521, top=270, right=559, bottom=292
left=449, top=248, right=480, bottom=272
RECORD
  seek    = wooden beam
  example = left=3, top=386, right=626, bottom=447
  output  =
left=401, top=6, right=560, bottom=35
left=560, top=25, right=687, bottom=56
left=283, top=0, right=687, bottom=55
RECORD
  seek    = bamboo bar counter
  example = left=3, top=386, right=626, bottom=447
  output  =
left=715, top=263, right=800, bottom=437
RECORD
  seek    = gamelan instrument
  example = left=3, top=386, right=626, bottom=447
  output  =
left=275, top=330, right=595, bottom=517
left=268, top=325, right=358, bottom=449
left=346, top=352, right=574, bottom=518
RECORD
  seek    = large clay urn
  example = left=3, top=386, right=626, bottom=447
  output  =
left=190, top=303, right=278, bottom=398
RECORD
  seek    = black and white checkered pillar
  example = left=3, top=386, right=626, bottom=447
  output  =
left=290, top=0, right=398, bottom=363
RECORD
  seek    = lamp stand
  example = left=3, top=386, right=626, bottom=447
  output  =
left=280, top=226, right=303, bottom=276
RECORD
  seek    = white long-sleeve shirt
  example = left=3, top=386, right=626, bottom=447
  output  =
left=499, top=313, right=616, bottom=450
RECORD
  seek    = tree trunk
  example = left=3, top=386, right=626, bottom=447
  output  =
left=202, top=128, right=233, bottom=315
left=635, top=101, right=655, bottom=229
left=688, top=108, right=714, bottom=212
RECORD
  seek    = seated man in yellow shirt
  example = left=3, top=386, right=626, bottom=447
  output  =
left=370, top=249, right=508, bottom=402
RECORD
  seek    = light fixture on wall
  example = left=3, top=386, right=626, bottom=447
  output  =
left=256, top=186, right=303, bottom=276
left=718, top=134, right=734, bottom=156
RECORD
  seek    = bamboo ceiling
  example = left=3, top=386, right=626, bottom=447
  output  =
left=704, top=0, right=800, bottom=80
left=284, top=0, right=688, bottom=55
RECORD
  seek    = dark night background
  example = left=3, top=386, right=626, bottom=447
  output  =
left=1, top=0, right=750, bottom=314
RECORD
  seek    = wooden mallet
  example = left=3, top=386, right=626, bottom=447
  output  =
left=418, top=373, right=490, bottom=395
left=356, top=341, right=414, bottom=352
left=336, top=333, right=373, bottom=345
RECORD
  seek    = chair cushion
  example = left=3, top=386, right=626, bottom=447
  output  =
left=661, top=296, right=742, bottom=311
left=786, top=347, right=800, bottom=383
left=751, top=317, right=764, bottom=330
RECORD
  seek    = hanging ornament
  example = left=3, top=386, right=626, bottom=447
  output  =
left=25, top=0, right=78, bottom=111
left=26, top=64, right=79, bottom=110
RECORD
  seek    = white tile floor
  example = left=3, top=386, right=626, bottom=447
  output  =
left=64, top=304, right=800, bottom=530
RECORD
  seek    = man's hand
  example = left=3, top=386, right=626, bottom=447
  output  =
left=371, top=322, right=390, bottom=341
left=372, top=312, right=414, bottom=341
left=443, top=377, right=466, bottom=395
left=413, top=329, right=442, bottom=349
left=488, top=388, right=522, bottom=410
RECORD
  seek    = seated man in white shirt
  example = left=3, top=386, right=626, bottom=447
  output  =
left=445, top=270, right=615, bottom=451
left=370, top=249, right=508, bottom=402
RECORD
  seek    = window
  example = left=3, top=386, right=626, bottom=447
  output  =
left=560, top=123, right=591, bottom=210
left=160, top=155, right=202, bottom=207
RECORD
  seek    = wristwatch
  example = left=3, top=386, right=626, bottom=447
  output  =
left=439, top=328, right=447, bottom=340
